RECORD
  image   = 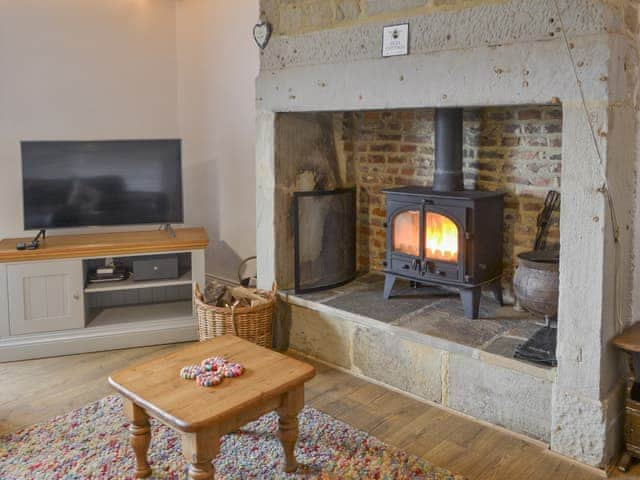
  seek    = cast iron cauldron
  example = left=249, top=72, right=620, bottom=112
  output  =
left=513, top=250, right=559, bottom=320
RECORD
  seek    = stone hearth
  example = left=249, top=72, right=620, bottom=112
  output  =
left=289, top=273, right=544, bottom=356
left=281, top=272, right=554, bottom=441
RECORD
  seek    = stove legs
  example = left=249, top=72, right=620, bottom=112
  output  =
left=384, top=273, right=495, bottom=320
left=460, top=287, right=481, bottom=319
left=383, top=274, right=396, bottom=300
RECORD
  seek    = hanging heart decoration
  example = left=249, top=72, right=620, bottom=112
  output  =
left=253, top=21, right=272, bottom=50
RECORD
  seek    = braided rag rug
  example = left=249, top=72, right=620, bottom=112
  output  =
left=0, top=395, right=463, bottom=479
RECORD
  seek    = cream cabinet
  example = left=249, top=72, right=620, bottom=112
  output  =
left=0, top=227, right=207, bottom=361
left=7, top=260, right=84, bottom=335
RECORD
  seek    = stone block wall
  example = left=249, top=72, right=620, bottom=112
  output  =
left=260, top=0, right=511, bottom=36
left=262, top=0, right=633, bottom=39
left=337, top=105, right=562, bottom=291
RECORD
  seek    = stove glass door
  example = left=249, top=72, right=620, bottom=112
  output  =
left=425, top=212, right=459, bottom=263
left=392, top=209, right=420, bottom=256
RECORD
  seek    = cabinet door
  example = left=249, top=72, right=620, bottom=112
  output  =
left=8, top=260, right=84, bottom=335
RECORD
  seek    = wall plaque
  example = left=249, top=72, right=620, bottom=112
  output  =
left=382, top=23, right=409, bottom=57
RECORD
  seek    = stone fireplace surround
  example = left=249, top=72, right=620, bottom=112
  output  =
left=255, top=0, right=638, bottom=468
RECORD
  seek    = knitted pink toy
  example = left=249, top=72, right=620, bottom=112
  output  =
left=201, top=356, right=226, bottom=372
left=179, top=365, right=204, bottom=380
left=222, top=362, right=244, bottom=378
left=196, top=372, right=223, bottom=387
left=180, top=356, right=245, bottom=387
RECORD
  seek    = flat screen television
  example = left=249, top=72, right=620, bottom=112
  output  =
left=21, top=139, right=183, bottom=230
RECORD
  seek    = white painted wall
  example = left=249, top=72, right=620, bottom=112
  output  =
left=0, top=0, right=180, bottom=236
left=0, top=0, right=260, bottom=280
left=177, top=0, right=259, bottom=280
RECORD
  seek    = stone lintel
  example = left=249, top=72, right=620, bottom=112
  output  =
left=257, top=35, right=614, bottom=113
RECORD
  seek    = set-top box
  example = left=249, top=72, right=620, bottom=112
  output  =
left=133, top=254, right=179, bottom=281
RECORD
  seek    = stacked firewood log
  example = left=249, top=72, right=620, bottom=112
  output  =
left=204, top=281, right=271, bottom=309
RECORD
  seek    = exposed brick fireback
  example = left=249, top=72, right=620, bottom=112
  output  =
left=337, top=105, right=562, bottom=293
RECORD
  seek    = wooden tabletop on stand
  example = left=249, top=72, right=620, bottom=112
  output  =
left=109, top=335, right=316, bottom=432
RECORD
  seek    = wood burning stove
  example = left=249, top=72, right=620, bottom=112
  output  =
left=382, top=108, right=505, bottom=319
left=382, top=186, right=504, bottom=318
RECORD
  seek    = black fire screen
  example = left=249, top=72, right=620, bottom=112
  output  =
left=293, top=188, right=356, bottom=293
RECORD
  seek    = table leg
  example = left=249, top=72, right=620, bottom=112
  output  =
left=277, top=385, right=304, bottom=473
left=182, top=428, right=220, bottom=480
left=123, top=399, right=152, bottom=479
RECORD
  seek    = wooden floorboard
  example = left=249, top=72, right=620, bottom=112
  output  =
left=0, top=343, right=635, bottom=479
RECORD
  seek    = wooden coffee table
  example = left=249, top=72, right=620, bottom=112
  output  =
left=109, top=335, right=315, bottom=479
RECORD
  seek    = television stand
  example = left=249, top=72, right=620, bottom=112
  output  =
left=159, top=223, right=177, bottom=238
left=0, top=227, right=208, bottom=361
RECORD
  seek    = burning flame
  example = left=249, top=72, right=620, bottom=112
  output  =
left=393, top=211, right=459, bottom=263
left=426, top=213, right=458, bottom=262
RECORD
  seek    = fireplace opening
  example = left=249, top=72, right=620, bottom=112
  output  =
left=276, top=105, right=561, bottom=364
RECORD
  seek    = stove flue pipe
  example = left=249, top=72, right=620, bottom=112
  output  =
left=433, top=108, right=464, bottom=192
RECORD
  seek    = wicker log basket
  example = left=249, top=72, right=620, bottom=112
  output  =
left=193, top=282, right=276, bottom=348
